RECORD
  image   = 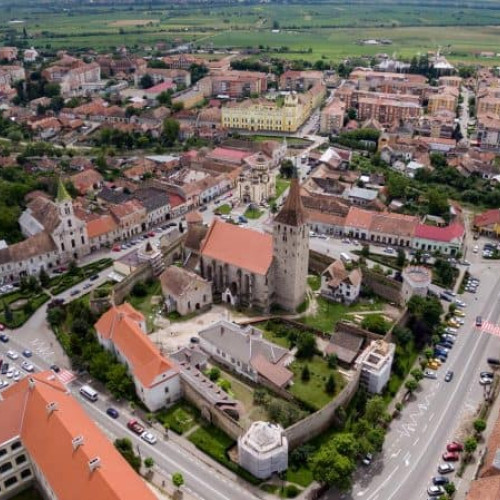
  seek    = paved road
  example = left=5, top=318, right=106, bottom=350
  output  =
left=323, top=259, right=500, bottom=500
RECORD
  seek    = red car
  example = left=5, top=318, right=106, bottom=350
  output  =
left=112, top=245, right=121, bottom=252
left=0, top=323, right=5, bottom=331
left=446, top=442, right=464, bottom=452
left=442, top=451, right=460, bottom=461
left=147, top=231, right=155, bottom=237
left=127, top=419, right=145, bottom=436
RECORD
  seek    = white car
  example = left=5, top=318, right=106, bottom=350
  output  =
left=0, top=380, right=9, bottom=389
left=141, top=431, right=157, bottom=445
left=473, top=245, right=479, bottom=253
left=6, top=350, right=18, bottom=360
left=21, top=361, right=34, bottom=373
left=428, top=485, right=445, bottom=496
left=6, top=369, right=14, bottom=379
left=13, top=370, right=20, bottom=382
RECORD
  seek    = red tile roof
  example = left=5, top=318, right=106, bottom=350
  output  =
left=87, top=215, right=118, bottom=238
left=0, top=371, right=156, bottom=500
left=415, top=222, right=465, bottom=242
left=345, top=207, right=374, bottom=230
left=474, top=209, right=500, bottom=228
left=201, top=219, right=273, bottom=275
left=208, top=147, right=252, bottom=163
left=147, top=80, right=175, bottom=94
left=95, top=304, right=178, bottom=388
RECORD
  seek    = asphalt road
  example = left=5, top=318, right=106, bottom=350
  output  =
left=324, top=259, right=500, bottom=500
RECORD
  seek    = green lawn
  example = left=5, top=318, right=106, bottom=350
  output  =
left=0, top=290, right=50, bottom=328
left=156, top=401, right=200, bottom=435
left=261, top=327, right=291, bottom=349
left=275, top=176, right=291, bottom=200
left=188, top=424, right=260, bottom=485
left=286, top=466, right=314, bottom=488
left=289, top=355, right=344, bottom=411
left=307, top=275, right=321, bottom=292
left=215, top=203, right=232, bottom=215
left=127, top=279, right=162, bottom=331
left=244, top=207, right=263, bottom=219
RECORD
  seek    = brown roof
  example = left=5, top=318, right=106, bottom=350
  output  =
left=345, top=207, right=374, bottom=230
left=87, top=215, right=118, bottom=239
left=159, top=265, right=209, bottom=298
left=274, top=177, right=307, bottom=227
left=370, top=212, right=418, bottom=237
left=324, top=260, right=362, bottom=288
left=0, top=232, right=57, bottom=265
left=26, top=196, right=61, bottom=233
left=184, top=224, right=208, bottom=253
left=250, top=353, right=293, bottom=388
left=325, top=330, right=364, bottom=364
left=201, top=219, right=273, bottom=275
left=467, top=477, right=500, bottom=500
left=0, top=371, right=157, bottom=500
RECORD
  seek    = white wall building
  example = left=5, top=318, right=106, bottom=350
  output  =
left=95, top=303, right=181, bottom=411
left=357, top=340, right=395, bottom=394
left=401, top=266, right=432, bottom=302
left=238, top=422, right=288, bottom=479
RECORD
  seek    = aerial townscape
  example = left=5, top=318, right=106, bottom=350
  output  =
left=3, top=1, right=500, bottom=500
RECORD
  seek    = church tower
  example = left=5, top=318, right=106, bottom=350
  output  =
left=272, top=175, right=309, bottom=312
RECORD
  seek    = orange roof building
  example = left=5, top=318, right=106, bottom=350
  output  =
left=0, top=371, right=156, bottom=500
left=95, top=303, right=181, bottom=411
left=86, top=215, right=120, bottom=249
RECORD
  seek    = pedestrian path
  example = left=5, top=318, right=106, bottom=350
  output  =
left=57, top=369, right=76, bottom=384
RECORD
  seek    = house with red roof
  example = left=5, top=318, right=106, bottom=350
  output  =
left=0, top=371, right=156, bottom=500
left=95, top=303, right=181, bottom=411
left=413, top=222, right=465, bottom=255
left=473, top=208, right=500, bottom=237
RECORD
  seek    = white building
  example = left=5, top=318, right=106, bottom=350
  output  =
left=401, top=266, right=432, bottom=302
left=238, top=421, right=288, bottom=479
left=94, top=303, right=181, bottom=411
left=357, top=340, right=395, bottom=394
left=321, top=260, right=362, bottom=304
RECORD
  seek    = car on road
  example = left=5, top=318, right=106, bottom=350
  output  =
left=432, top=476, right=450, bottom=485
left=454, top=299, right=466, bottom=308
left=444, top=370, right=454, bottom=382
left=476, top=316, right=483, bottom=327
left=428, top=485, right=445, bottom=496
left=83, top=283, right=92, bottom=290
left=442, top=451, right=460, bottom=461
left=6, top=350, right=18, bottom=360
left=424, top=370, right=438, bottom=379
left=106, top=407, right=119, bottom=419
left=89, top=274, right=99, bottom=281
left=50, top=364, right=60, bottom=373
left=480, top=375, right=493, bottom=385
left=383, top=247, right=395, bottom=254
left=112, top=245, right=121, bottom=252
left=140, top=431, right=157, bottom=445
left=21, top=361, right=34, bottom=372
left=127, top=419, right=145, bottom=436
left=447, top=442, right=463, bottom=452
left=437, top=463, right=455, bottom=474
left=70, top=289, right=80, bottom=297
left=0, top=334, right=9, bottom=343
left=22, top=349, right=32, bottom=358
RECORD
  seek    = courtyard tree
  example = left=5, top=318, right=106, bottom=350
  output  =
left=208, top=367, right=220, bottom=381
left=301, top=365, right=310, bottom=382
left=325, top=374, right=336, bottom=394
left=473, top=419, right=487, bottom=436
left=364, top=396, right=387, bottom=424
left=464, top=436, right=478, bottom=460
left=410, top=368, right=424, bottom=382
left=162, top=117, right=180, bottom=147
left=405, top=378, right=418, bottom=394
left=311, top=442, right=356, bottom=491
left=172, top=472, right=184, bottom=489
left=296, top=332, right=317, bottom=359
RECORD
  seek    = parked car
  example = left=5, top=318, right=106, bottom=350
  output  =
left=424, top=370, right=438, bottom=380
left=21, top=361, right=34, bottom=372
left=22, top=350, right=32, bottom=358
left=50, top=364, right=60, bottom=373
left=70, top=289, right=80, bottom=297
left=362, top=453, right=373, bottom=466
left=480, top=375, right=493, bottom=385
left=488, top=358, right=500, bottom=366
left=112, top=245, right=121, bottom=252
left=127, top=419, right=145, bottom=435
left=444, top=370, right=454, bottom=382
left=89, top=274, right=99, bottom=281
left=0, top=334, right=9, bottom=343
left=141, top=431, right=157, bottom=445
left=432, top=476, right=450, bottom=486
left=446, top=442, right=463, bottom=452
left=106, top=407, right=119, bottom=419
left=6, top=350, right=18, bottom=360
left=440, top=293, right=453, bottom=302
left=442, top=451, right=460, bottom=461
left=437, top=463, right=455, bottom=474
left=428, top=485, right=445, bottom=496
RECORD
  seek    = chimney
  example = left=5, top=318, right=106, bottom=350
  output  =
left=72, top=435, right=84, bottom=451
left=28, top=378, right=36, bottom=390
left=46, top=402, right=59, bottom=415
left=88, top=457, right=101, bottom=472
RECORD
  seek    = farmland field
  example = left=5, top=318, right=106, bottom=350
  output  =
left=2, top=1, right=500, bottom=63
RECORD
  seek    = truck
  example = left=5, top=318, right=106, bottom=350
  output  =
left=127, top=419, right=145, bottom=436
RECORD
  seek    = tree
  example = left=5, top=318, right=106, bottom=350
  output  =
left=162, top=117, right=180, bottom=146
left=144, top=457, right=154, bottom=468
left=405, top=378, right=418, bottom=394
left=139, top=74, right=154, bottom=89
left=387, top=175, right=409, bottom=200
left=157, top=90, right=172, bottom=106
left=325, top=374, right=336, bottom=394
left=208, top=367, right=220, bottom=381
left=361, top=314, right=389, bottom=335
left=473, top=418, right=487, bottom=435
left=310, top=443, right=356, bottom=490
left=68, top=260, right=78, bottom=275
left=47, top=306, right=65, bottom=326
left=131, top=282, right=147, bottom=297
left=347, top=107, right=357, bottom=120
left=114, top=438, right=141, bottom=472
left=172, top=472, right=184, bottom=489
left=3, top=300, right=13, bottom=324
left=219, top=379, right=231, bottom=392
left=428, top=188, right=448, bottom=217
left=253, top=388, right=268, bottom=405
left=106, top=363, right=135, bottom=400
left=43, top=82, right=61, bottom=98
left=360, top=244, right=370, bottom=257
left=172, top=101, right=184, bottom=112
left=364, top=396, right=386, bottom=424
left=392, top=326, right=413, bottom=345
left=464, top=436, right=478, bottom=457
left=279, top=159, right=294, bottom=179
left=396, top=248, right=406, bottom=268
left=331, top=433, right=359, bottom=458
left=301, top=365, right=310, bottom=382
left=327, top=353, right=338, bottom=369
left=296, top=332, right=317, bottom=359
left=367, top=427, right=386, bottom=451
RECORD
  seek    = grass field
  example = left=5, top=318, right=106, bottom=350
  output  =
left=4, top=2, right=500, bottom=64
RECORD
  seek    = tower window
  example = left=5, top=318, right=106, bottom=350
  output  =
left=67, top=219, right=72, bottom=228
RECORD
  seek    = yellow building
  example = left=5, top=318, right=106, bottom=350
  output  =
left=222, top=84, right=325, bottom=133
left=427, top=87, right=458, bottom=115
left=477, top=97, right=500, bottom=119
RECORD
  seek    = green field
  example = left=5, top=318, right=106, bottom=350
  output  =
left=3, top=2, right=500, bottom=63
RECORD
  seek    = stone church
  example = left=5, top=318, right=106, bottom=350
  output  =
left=198, top=177, right=308, bottom=312
left=238, top=152, right=276, bottom=205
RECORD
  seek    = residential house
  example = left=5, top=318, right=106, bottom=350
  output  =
left=321, top=259, right=362, bottom=304
left=473, top=209, right=500, bottom=237
left=109, top=199, right=147, bottom=238
left=159, top=265, right=212, bottom=315
left=95, top=303, right=181, bottom=411
left=86, top=215, right=120, bottom=250
left=0, top=47, right=18, bottom=61
left=320, top=98, right=346, bottom=135
left=413, top=222, right=465, bottom=255
left=199, top=320, right=294, bottom=389
left=69, top=169, right=104, bottom=195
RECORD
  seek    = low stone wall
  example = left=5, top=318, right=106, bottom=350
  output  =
left=113, top=263, right=153, bottom=305
left=309, top=249, right=334, bottom=275
left=180, top=376, right=244, bottom=441
left=363, top=268, right=403, bottom=305
left=284, top=369, right=361, bottom=449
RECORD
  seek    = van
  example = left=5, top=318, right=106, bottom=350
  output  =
left=340, top=252, right=352, bottom=265
left=80, top=385, right=98, bottom=402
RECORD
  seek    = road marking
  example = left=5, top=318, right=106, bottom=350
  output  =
left=429, top=412, right=435, bottom=421
left=364, top=466, right=400, bottom=500
left=413, top=437, right=419, bottom=446
left=390, top=449, right=401, bottom=459
left=423, top=424, right=428, bottom=432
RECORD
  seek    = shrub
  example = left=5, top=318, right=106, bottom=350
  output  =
left=131, top=282, right=148, bottom=297
left=285, top=485, right=300, bottom=498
